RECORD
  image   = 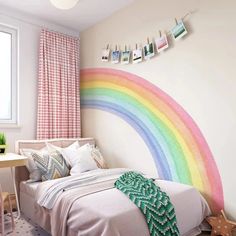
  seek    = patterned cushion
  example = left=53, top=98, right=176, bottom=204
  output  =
left=31, top=150, right=70, bottom=181
left=20, top=147, right=49, bottom=182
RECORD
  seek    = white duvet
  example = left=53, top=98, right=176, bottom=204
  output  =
left=35, top=168, right=211, bottom=236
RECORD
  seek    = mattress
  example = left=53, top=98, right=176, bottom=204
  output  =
left=20, top=181, right=40, bottom=198
left=20, top=181, right=41, bottom=222
left=20, top=173, right=210, bottom=236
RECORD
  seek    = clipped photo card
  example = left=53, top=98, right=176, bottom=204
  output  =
left=143, top=42, right=155, bottom=60
left=155, top=35, right=169, bottom=53
left=132, top=48, right=143, bottom=64
left=121, top=50, right=131, bottom=64
left=171, top=20, right=188, bottom=40
left=101, top=49, right=110, bottom=62
left=111, top=50, right=120, bottom=64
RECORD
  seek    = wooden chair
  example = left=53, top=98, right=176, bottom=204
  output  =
left=0, top=184, right=14, bottom=235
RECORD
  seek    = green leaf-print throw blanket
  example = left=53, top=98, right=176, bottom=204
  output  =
left=114, top=171, right=180, bottom=236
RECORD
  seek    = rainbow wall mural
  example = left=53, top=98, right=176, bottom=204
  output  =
left=81, top=68, right=223, bottom=213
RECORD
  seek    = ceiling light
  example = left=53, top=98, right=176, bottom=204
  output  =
left=50, top=0, right=79, bottom=10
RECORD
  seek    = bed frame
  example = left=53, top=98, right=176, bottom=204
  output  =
left=14, top=138, right=210, bottom=236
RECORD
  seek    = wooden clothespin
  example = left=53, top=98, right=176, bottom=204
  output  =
left=175, top=18, right=178, bottom=25
left=147, top=37, right=150, bottom=44
left=125, top=45, right=127, bottom=51
left=135, top=43, right=138, bottom=50
left=159, top=30, right=162, bottom=37
left=106, top=44, right=109, bottom=50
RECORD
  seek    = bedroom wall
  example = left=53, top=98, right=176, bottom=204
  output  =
left=80, top=0, right=236, bottom=219
left=0, top=6, right=78, bottom=192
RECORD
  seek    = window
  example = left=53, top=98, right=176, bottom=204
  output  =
left=0, top=24, right=18, bottom=125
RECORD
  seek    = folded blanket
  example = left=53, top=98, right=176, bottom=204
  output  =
left=115, top=171, right=180, bottom=236
left=37, top=168, right=136, bottom=209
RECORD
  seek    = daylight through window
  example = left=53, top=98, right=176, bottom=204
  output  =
left=0, top=25, right=18, bottom=125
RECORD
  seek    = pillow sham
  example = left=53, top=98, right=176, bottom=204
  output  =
left=61, top=144, right=98, bottom=175
left=46, top=141, right=79, bottom=165
left=31, top=150, right=70, bottom=181
left=20, top=147, right=48, bottom=182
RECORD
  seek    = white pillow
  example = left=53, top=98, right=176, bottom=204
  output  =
left=20, top=147, right=48, bottom=182
left=46, top=141, right=79, bottom=165
left=62, top=144, right=98, bottom=175
left=60, top=143, right=107, bottom=169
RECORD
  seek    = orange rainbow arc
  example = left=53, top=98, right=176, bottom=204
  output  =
left=81, top=68, right=224, bottom=213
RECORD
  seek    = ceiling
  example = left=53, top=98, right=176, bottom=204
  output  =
left=0, top=0, right=136, bottom=32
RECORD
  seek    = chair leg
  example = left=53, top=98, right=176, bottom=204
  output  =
left=7, top=195, right=15, bottom=231
left=1, top=203, right=4, bottom=236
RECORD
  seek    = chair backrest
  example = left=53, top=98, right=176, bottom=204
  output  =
left=0, top=184, right=4, bottom=210
left=0, top=183, right=2, bottom=234
left=0, top=184, right=2, bottom=204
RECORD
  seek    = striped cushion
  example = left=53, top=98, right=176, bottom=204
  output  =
left=91, top=146, right=107, bottom=169
left=31, top=150, right=70, bottom=181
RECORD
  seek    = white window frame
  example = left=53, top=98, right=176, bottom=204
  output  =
left=0, top=24, right=18, bottom=126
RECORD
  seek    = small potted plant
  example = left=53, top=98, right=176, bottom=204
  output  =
left=0, top=133, right=7, bottom=155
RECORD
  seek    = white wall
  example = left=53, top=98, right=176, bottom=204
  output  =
left=80, top=0, right=236, bottom=219
left=0, top=7, right=78, bottom=192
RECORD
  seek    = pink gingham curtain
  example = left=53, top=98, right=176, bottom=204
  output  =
left=37, top=29, right=81, bottom=139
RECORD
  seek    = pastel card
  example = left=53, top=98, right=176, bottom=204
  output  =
left=155, top=35, right=169, bottom=53
left=111, top=50, right=120, bottom=64
left=121, top=50, right=131, bottom=65
left=132, top=48, right=143, bottom=64
left=171, top=20, right=188, bottom=40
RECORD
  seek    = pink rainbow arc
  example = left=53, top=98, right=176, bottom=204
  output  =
left=81, top=68, right=224, bottom=213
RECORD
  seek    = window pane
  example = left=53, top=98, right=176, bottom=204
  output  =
left=0, top=31, right=12, bottom=120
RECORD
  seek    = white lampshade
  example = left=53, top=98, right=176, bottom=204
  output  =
left=50, top=0, right=79, bottom=10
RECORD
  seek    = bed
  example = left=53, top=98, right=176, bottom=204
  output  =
left=15, top=138, right=211, bottom=236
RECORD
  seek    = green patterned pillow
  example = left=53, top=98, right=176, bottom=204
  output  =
left=31, top=150, right=70, bottom=181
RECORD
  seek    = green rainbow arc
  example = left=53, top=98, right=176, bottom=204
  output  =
left=80, top=68, right=224, bottom=213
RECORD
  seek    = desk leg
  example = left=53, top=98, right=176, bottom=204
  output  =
left=10, top=167, right=20, bottom=219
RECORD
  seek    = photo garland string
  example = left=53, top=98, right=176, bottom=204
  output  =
left=101, top=12, right=191, bottom=65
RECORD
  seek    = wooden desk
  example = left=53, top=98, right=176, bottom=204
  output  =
left=0, top=153, right=28, bottom=219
